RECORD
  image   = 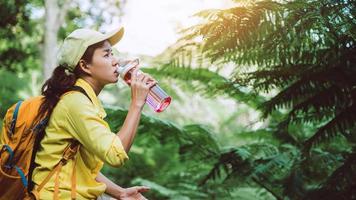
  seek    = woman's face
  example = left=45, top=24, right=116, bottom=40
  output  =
left=86, top=40, right=119, bottom=85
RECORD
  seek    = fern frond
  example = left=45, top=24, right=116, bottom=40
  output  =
left=304, top=104, right=356, bottom=150
left=305, top=153, right=356, bottom=199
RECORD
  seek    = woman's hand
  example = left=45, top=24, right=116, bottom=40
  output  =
left=114, top=186, right=150, bottom=200
left=130, top=67, right=157, bottom=109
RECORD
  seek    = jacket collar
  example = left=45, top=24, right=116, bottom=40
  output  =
left=74, top=78, right=107, bottom=118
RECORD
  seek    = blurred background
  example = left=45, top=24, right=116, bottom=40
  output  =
left=0, top=0, right=355, bottom=199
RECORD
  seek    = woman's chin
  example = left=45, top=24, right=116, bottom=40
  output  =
left=103, top=78, right=119, bottom=85
left=111, top=77, right=119, bottom=83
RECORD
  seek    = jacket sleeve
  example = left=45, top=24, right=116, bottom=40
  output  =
left=63, top=93, right=128, bottom=167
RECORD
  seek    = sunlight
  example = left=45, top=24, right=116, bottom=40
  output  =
left=113, top=0, right=235, bottom=56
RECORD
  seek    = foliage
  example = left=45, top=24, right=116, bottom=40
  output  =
left=2, top=0, right=355, bottom=199
left=0, top=0, right=42, bottom=73
left=0, top=70, right=28, bottom=116
left=153, top=0, right=356, bottom=199
left=103, top=107, right=226, bottom=199
left=172, top=0, right=356, bottom=149
left=305, top=152, right=356, bottom=200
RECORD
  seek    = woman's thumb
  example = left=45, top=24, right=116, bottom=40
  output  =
left=136, top=186, right=150, bottom=193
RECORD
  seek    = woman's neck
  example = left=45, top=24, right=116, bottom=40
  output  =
left=81, top=77, right=103, bottom=96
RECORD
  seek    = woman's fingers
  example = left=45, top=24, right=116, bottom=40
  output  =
left=146, top=80, right=157, bottom=89
left=131, top=67, right=140, bottom=83
left=135, top=73, right=156, bottom=87
left=139, top=74, right=157, bottom=89
left=144, top=73, right=157, bottom=84
left=131, top=70, right=157, bottom=97
left=130, top=67, right=156, bottom=85
left=145, top=73, right=154, bottom=81
left=136, top=186, right=150, bottom=193
left=142, top=75, right=150, bottom=84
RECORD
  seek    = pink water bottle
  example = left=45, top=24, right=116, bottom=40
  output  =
left=116, top=58, right=172, bottom=112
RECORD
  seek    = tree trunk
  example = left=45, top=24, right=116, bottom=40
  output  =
left=43, top=0, right=70, bottom=80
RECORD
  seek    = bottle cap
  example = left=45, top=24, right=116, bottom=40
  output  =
left=116, top=58, right=140, bottom=77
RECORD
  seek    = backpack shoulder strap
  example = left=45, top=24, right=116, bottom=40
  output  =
left=9, top=101, right=23, bottom=136
left=69, top=86, right=93, bottom=103
left=32, top=140, right=80, bottom=200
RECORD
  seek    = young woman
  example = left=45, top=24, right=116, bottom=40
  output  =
left=30, top=27, right=155, bottom=199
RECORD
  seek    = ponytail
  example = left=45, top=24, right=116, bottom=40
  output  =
left=40, top=66, right=76, bottom=115
left=35, top=65, right=78, bottom=142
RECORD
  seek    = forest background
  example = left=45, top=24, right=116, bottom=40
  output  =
left=0, top=0, right=355, bottom=199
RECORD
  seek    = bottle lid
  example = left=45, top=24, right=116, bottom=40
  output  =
left=117, top=58, right=140, bottom=77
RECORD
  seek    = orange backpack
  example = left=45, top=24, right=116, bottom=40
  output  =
left=0, top=86, right=91, bottom=200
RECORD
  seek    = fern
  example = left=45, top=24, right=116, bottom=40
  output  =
left=168, top=0, right=356, bottom=149
left=305, top=153, right=356, bottom=199
left=144, top=65, right=265, bottom=108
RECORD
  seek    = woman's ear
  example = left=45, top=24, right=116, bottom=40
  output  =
left=78, top=59, right=92, bottom=75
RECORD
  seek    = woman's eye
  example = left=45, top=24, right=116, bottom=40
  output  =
left=104, top=53, right=113, bottom=57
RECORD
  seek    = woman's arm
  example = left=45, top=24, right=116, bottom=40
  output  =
left=116, top=103, right=142, bottom=152
left=96, top=172, right=150, bottom=199
left=96, top=172, right=124, bottom=197
left=116, top=68, right=156, bottom=153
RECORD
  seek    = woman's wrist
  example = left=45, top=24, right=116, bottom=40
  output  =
left=112, top=186, right=125, bottom=198
left=96, top=173, right=125, bottom=199
left=129, top=101, right=144, bottom=111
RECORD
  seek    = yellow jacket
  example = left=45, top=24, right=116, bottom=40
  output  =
left=32, top=78, right=128, bottom=199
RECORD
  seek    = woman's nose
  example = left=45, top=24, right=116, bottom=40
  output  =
left=112, top=56, right=119, bottom=66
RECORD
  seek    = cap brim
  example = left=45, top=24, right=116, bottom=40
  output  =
left=106, top=27, right=125, bottom=46
left=87, top=27, right=124, bottom=47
